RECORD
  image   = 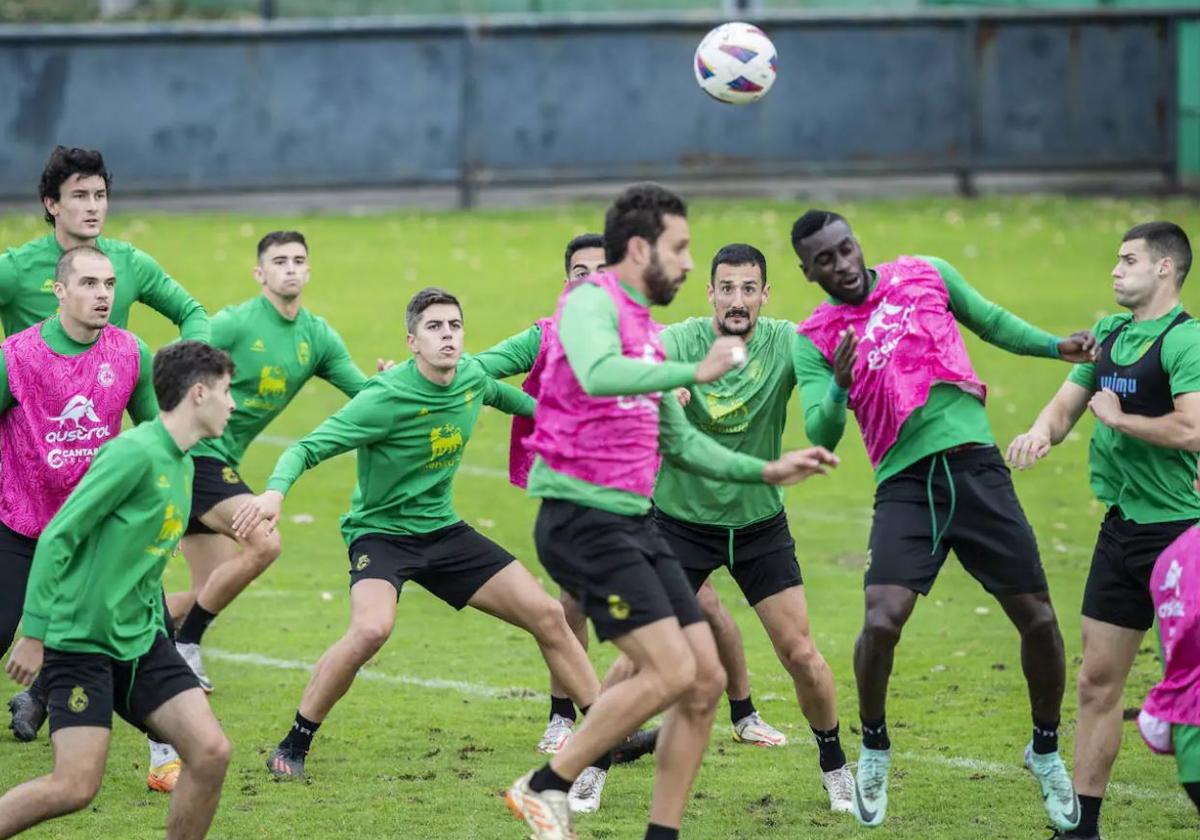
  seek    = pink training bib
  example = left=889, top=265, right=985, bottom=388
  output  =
left=0, top=322, right=140, bottom=537
left=799, top=256, right=986, bottom=467
left=526, top=272, right=665, bottom=497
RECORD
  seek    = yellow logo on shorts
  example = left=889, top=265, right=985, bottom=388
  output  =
left=355, top=554, right=371, bottom=571
left=221, top=467, right=241, bottom=485
left=68, top=685, right=88, bottom=713
left=607, top=594, right=630, bottom=621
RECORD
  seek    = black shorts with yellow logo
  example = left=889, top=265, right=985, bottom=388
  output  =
left=535, top=499, right=704, bottom=642
left=186, top=456, right=255, bottom=535
left=43, top=632, right=201, bottom=736
left=346, top=521, right=515, bottom=610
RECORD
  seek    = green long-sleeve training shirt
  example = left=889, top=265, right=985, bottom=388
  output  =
left=0, top=234, right=210, bottom=341
left=266, top=356, right=533, bottom=546
left=191, top=296, right=368, bottom=467
left=793, top=256, right=1061, bottom=484
left=22, top=418, right=192, bottom=660
left=0, top=317, right=157, bottom=422
left=525, top=282, right=768, bottom=517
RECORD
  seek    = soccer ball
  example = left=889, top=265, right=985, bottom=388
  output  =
left=693, top=22, right=778, bottom=105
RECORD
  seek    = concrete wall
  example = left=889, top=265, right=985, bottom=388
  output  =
left=0, top=8, right=1192, bottom=204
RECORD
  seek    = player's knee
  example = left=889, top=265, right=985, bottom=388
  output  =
left=780, top=634, right=823, bottom=680
left=653, top=649, right=697, bottom=705
left=202, top=731, right=233, bottom=774
left=348, top=619, right=393, bottom=658
left=1076, top=662, right=1121, bottom=709
left=862, top=609, right=904, bottom=648
left=248, top=529, right=282, bottom=572
left=51, top=773, right=101, bottom=813
left=529, top=597, right=568, bottom=642
left=690, top=654, right=726, bottom=708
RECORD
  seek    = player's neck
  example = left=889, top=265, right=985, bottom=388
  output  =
left=614, top=264, right=651, bottom=304
left=263, top=290, right=302, bottom=321
left=1130, top=290, right=1180, bottom=323
left=159, top=409, right=206, bottom=453
left=415, top=355, right=456, bottom=386
left=54, top=226, right=97, bottom=251
left=57, top=315, right=101, bottom=345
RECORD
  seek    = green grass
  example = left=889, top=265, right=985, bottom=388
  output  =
left=2, top=194, right=1200, bottom=839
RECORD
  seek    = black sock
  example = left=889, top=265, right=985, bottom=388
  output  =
left=812, top=723, right=847, bottom=772
left=279, top=712, right=320, bottom=756
left=644, top=824, right=679, bottom=840
left=861, top=717, right=891, bottom=751
left=1184, top=781, right=1200, bottom=815
left=729, top=694, right=756, bottom=725
left=1074, top=794, right=1102, bottom=837
left=176, top=604, right=217, bottom=645
left=1032, top=716, right=1059, bottom=755
left=589, top=751, right=612, bottom=772
left=529, top=763, right=573, bottom=794
left=549, top=695, right=576, bottom=722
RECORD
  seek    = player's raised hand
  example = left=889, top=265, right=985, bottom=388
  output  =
left=1057, top=330, right=1097, bottom=363
left=5, top=637, right=43, bottom=686
left=1007, top=430, right=1052, bottom=470
left=675, top=387, right=692, bottom=407
left=696, top=336, right=748, bottom=383
left=377, top=358, right=396, bottom=372
left=762, top=446, right=839, bottom=486
left=231, top=490, right=285, bottom=540
left=833, top=328, right=858, bottom=390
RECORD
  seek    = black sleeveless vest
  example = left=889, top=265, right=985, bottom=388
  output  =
left=1093, top=310, right=1192, bottom=418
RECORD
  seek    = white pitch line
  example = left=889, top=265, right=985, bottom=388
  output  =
left=205, top=647, right=1184, bottom=805
left=205, top=648, right=537, bottom=701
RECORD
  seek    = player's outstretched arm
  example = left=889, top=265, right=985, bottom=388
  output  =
left=131, top=247, right=211, bottom=342
left=474, top=323, right=543, bottom=380
left=930, top=256, right=1096, bottom=362
left=1007, top=380, right=1091, bottom=469
left=761, top=447, right=839, bottom=486
left=1090, top=390, right=1200, bottom=451
left=483, top=375, right=535, bottom=418
left=559, top=284, right=707, bottom=396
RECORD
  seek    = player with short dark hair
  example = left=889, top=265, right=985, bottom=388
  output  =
left=1008, top=221, right=1200, bottom=840
left=165, top=231, right=381, bottom=697
left=506, top=184, right=838, bottom=840
left=0, top=146, right=209, bottom=341
left=791, top=208, right=1096, bottom=830
left=0, top=340, right=235, bottom=839
left=229, top=287, right=601, bottom=784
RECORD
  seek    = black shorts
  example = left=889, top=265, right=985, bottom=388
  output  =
left=186, top=456, right=254, bottom=536
left=1082, top=509, right=1196, bottom=631
left=42, top=632, right=200, bottom=737
left=866, top=445, right=1047, bottom=596
left=535, top=499, right=704, bottom=643
left=652, top=508, right=802, bottom=606
left=0, top=522, right=37, bottom=656
left=347, top=521, right=514, bottom=610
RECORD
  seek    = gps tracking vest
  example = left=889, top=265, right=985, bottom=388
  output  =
left=799, top=257, right=986, bottom=468
left=526, top=272, right=665, bottom=497
left=508, top=317, right=554, bottom=490
left=1093, top=311, right=1191, bottom=417
left=0, top=322, right=139, bottom=537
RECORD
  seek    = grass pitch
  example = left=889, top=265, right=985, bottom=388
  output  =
left=1, top=194, right=1199, bottom=839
